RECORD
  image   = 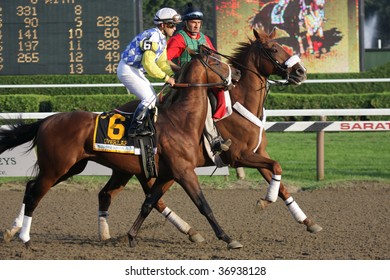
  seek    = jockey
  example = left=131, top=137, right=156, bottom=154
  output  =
left=167, top=3, right=232, bottom=154
left=117, top=8, right=181, bottom=137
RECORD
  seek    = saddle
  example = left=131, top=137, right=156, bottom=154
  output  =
left=93, top=109, right=158, bottom=179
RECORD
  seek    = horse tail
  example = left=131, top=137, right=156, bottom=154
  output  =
left=0, top=119, right=45, bottom=154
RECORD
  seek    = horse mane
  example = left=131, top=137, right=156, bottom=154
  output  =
left=227, top=29, right=270, bottom=66
left=227, top=41, right=254, bottom=66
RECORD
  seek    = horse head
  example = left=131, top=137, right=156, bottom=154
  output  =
left=177, top=45, right=241, bottom=90
left=253, top=28, right=307, bottom=85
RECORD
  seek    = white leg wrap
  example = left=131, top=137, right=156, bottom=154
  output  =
left=13, top=203, right=25, bottom=228
left=265, top=174, right=281, bottom=202
left=98, top=211, right=111, bottom=240
left=285, top=197, right=307, bottom=223
left=162, top=207, right=191, bottom=234
left=19, top=215, right=32, bottom=243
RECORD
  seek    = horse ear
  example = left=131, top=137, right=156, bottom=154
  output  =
left=269, top=27, right=278, bottom=39
left=253, top=28, right=268, bottom=43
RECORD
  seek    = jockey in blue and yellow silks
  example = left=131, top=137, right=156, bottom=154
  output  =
left=117, top=8, right=181, bottom=137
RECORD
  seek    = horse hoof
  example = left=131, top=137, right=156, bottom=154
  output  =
left=99, top=235, right=111, bottom=241
left=189, top=233, right=205, bottom=243
left=128, top=236, right=137, bottom=247
left=307, top=223, right=323, bottom=233
left=227, top=240, right=243, bottom=249
left=254, top=199, right=269, bottom=213
left=24, top=241, right=31, bottom=249
left=4, top=229, right=13, bottom=243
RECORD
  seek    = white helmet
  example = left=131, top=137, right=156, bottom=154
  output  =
left=154, top=7, right=182, bottom=25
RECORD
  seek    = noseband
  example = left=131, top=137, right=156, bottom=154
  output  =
left=258, top=41, right=302, bottom=85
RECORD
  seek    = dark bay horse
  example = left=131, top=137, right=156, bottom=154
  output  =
left=1, top=48, right=238, bottom=247
left=120, top=28, right=321, bottom=248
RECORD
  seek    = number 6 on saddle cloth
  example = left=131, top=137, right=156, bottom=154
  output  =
left=93, top=109, right=158, bottom=179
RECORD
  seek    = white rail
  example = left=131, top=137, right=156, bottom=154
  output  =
left=1, top=108, right=390, bottom=120
left=0, top=78, right=389, bottom=89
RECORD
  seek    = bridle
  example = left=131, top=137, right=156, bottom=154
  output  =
left=172, top=47, right=234, bottom=90
left=200, top=42, right=302, bottom=86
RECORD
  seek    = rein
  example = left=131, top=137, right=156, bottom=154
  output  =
left=172, top=82, right=228, bottom=89
left=171, top=52, right=233, bottom=89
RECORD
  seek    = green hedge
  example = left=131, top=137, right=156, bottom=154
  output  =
left=0, top=94, right=137, bottom=112
left=266, top=92, right=390, bottom=121
left=269, top=62, right=390, bottom=94
left=0, top=74, right=155, bottom=95
left=1, top=62, right=390, bottom=95
left=267, top=92, right=390, bottom=109
left=51, top=94, right=137, bottom=112
left=1, top=92, right=389, bottom=115
left=0, top=62, right=389, bottom=114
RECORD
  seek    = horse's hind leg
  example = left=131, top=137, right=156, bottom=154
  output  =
left=4, top=198, right=28, bottom=243
left=98, top=171, right=132, bottom=240
left=4, top=180, right=38, bottom=244
left=4, top=161, right=88, bottom=243
left=13, top=175, right=57, bottom=247
left=256, top=165, right=322, bottom=233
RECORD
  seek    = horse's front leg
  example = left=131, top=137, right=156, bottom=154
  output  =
left=255, top=151, right=322, bottom=233
left=137, top=175, right=205, bottom=243
left=174, top=169, right=242, bottom=249
left=127, top=177, right=169, bottom=247
left=235, top=151, right=283, bottom=203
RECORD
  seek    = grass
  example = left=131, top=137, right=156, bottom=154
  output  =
left=1, top=132, right=389, bottom=191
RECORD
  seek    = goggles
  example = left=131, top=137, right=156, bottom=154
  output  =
left=165, top=22, right=177, bottom=29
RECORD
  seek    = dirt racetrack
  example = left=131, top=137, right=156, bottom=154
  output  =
left=0, top=181, right=389, bottom=260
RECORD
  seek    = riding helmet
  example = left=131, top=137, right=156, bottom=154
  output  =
left=154, top=8, right=182, bottom=25
left=182, top=3, right=204, bottom=21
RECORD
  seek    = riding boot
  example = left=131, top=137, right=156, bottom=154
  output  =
left=211, top=136, right=232, bottom=155
left=128, top=104, right=151, bottom=137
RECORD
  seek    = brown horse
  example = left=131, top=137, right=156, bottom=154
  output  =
left=110, top=28, right=321, bottom=248
left=1, top=46, right=237, bottom=247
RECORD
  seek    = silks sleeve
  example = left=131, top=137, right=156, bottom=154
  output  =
left=142, top=42, right=173, bottom=82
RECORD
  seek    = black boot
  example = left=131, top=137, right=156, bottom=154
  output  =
left=211, top=137, right=232, bottom=155
left=128, top=105, right=152, bottom=137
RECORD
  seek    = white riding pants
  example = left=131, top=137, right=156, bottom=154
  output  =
left=117, top=59, right=157, bottom=109
left=204, top=101, right=219, bottom=143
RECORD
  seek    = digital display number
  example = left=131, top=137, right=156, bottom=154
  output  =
left=0, top=0, right=137, bottom=75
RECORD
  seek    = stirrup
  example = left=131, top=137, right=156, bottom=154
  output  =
left=128, top=121, right=153, bottom=137
left=128, top=127, right=152, bottom=137
left=211, top=138, right=232, bottom=154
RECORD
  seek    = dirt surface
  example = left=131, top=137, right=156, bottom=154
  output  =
left=0, top=181, right=389, bottom=260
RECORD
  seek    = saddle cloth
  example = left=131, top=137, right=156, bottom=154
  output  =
left=93, top=112, right=156, bottom=155
left=209, top=90, right=233, bottom=121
